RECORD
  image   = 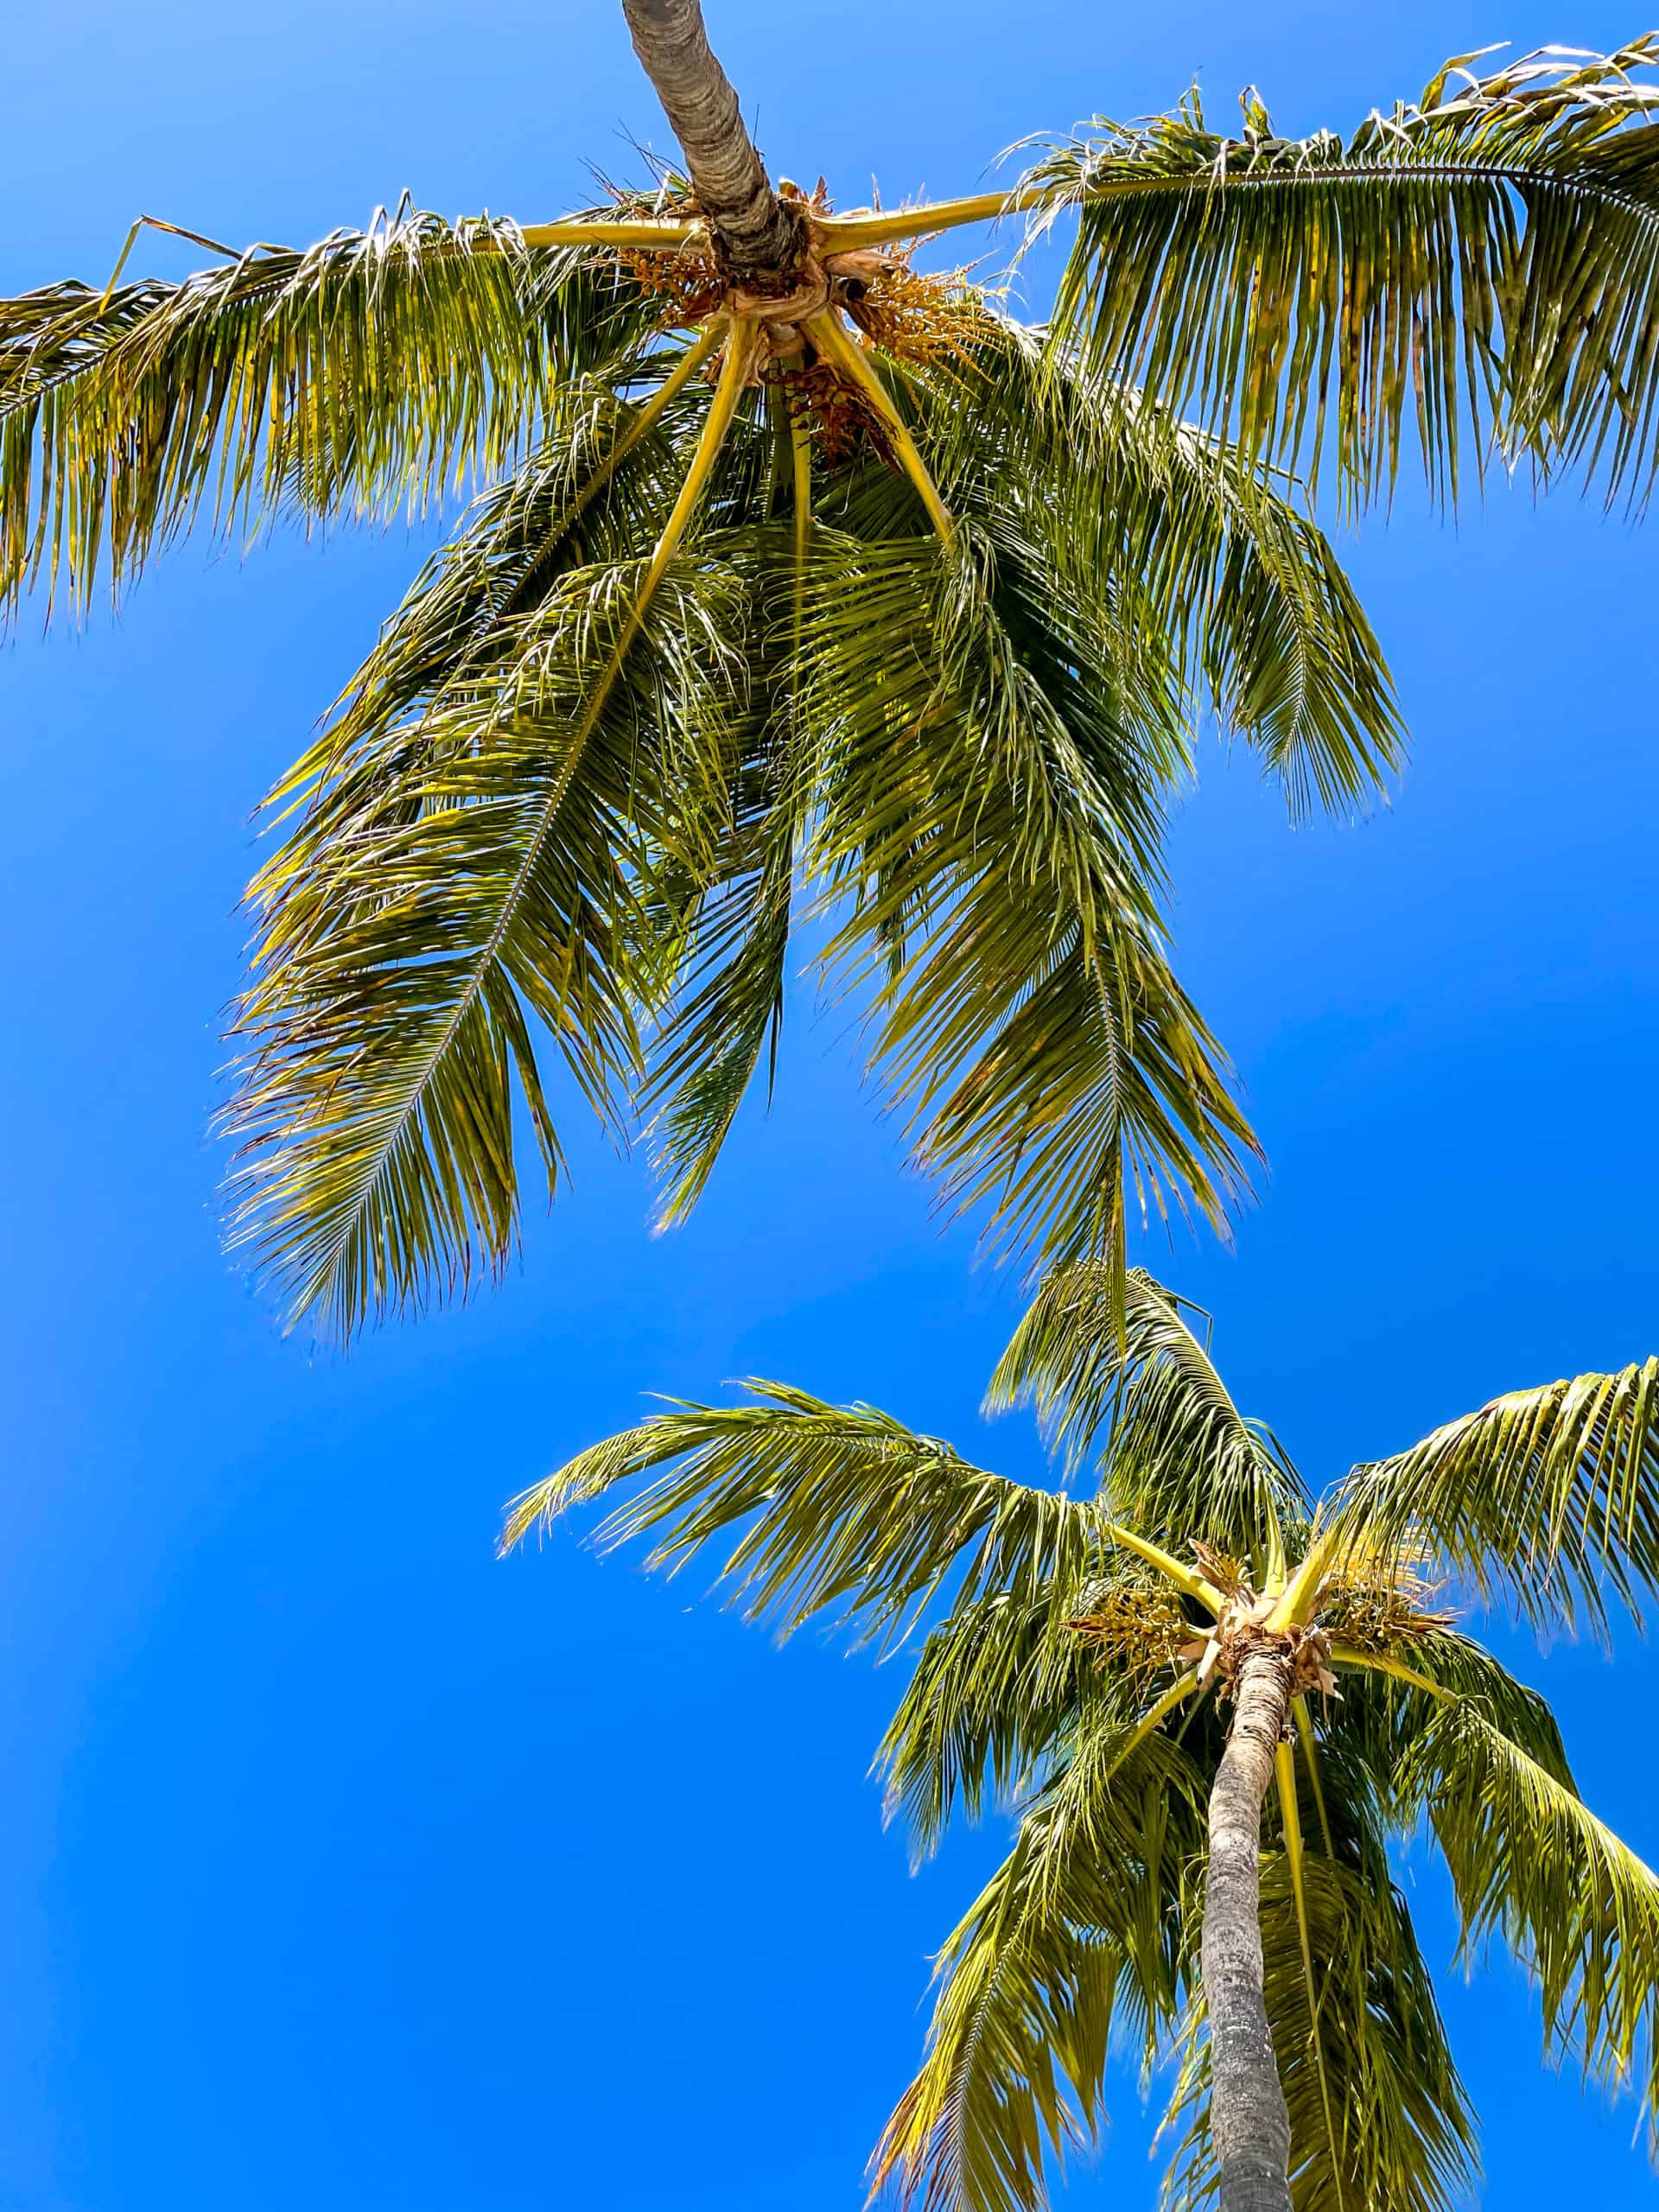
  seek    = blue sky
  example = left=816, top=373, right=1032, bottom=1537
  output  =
left=3, top=3, right=1657, bottom=2207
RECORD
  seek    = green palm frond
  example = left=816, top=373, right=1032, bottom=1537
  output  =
left=791, top=519, right=1255, bottom=1271
left=1162, top=1850, right=1477, bottom=2211
left=642, top=817, right=798, bottom=1223
left=988, top=1265, right=1305, bottom=1565
left=878, top=1577, right=1189, bottom=1857
left=1034, top=38, right=1659, bottom=505
left=311, top=332, right=727, bottom=754
left=924, top=326, right=1404, bottom=817
left=1, top=207, right=656, bottom=616
left=500, top=1382, right=1100, bottom=1643
left=873, top=1687, right=1207, bottom=2212
left=226, top=549, right=751, bottom=1332
left=1331, top=1359, right=1659, bottom=1637
left=1326, top=1629, right=1573, bottom=1798
left=1399, top=1698, right=1659, bottom=2136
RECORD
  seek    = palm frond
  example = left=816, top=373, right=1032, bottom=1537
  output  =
left=499, top=1382, right=1099, bottom=1646
left=873, top=1690, right=1207, bottom=2212
left=878, top=1581, right=1193, bottom=1857
left=794, top=521, right=1255, bottom=1278
left=1161, top=1850, right=1476, bottom=2211
left=0, top=207, right=656, bottom=615
left=1330, top=1359, right=1659, bottom=1638
left=1399, top=1696, right=1659, bottom=2140
left=225, top=550, right=749, bottom=1332
left=920, top=322, right=1404, bottom=818
left=642, top=823, right=797, bottom=1223
left=223, top=330, right=768, bottom=1332
left=1036, top=38, right=1659, bottom=506
left=310, top=331, right=727, bottom=756
left=988, top=1263, right=1306, bottom=1565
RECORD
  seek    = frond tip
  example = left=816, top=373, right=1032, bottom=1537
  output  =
left=1038, top=37, right=1659, bottom=506
left=0, top=207, right=658, bottom=619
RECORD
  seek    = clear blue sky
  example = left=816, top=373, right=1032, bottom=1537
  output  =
left=3, top=4, right=1656, bottom=2207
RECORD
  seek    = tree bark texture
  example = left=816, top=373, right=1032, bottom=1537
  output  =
left=1201, top=1644, right=1295, bottom=2212
left=620, top=0, right=798, bottom=281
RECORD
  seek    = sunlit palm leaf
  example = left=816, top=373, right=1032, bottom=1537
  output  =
left=874, top=1690, right=1206, bottom=2212
left=501, top=1382, right=1100, bottom=1643
left=1036, top=39, right=1659, bottom=505
left=988, top=1264, right=1306, bottom=1562
left=1330, top=1358, right=1659, bottom=1637
left=923, top=325, right=1404, bottom=817
left=0, top=208, right=654, bottom=614
left=1399, top=1697, right=1659, bottom=2138
left=226, top=552, right=750, bottom=1332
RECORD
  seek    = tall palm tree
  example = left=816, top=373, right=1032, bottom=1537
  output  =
left=501, top=1267, right=1659, bottom=2212
left=6, top=19, right=1659, bottom=1335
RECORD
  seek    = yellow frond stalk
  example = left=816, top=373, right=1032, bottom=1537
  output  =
left=805, top=309, right=954, bottom=538
left=1276, top=1739, right=1346, bottom=2211
left=518, top=217, right=705, bottom=249
left=817, top=187, right=1052, bottom=253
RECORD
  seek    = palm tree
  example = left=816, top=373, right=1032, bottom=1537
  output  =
left=6, top=20, right=1659, bottom=1335
left=501, top=1266, right=1659, bottom=2212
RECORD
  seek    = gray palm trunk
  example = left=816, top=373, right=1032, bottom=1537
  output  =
left=620, top=0, right=800, bottom=280
left=1202, top=1646, right=1297, bottom=2212
left=613, top=5, right=1300, bottom=2205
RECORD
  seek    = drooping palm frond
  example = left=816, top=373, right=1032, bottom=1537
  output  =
left=1161, top=1847, right=1478, bottom=2212
left=872, top=1686, right=1208, bottom=2212
left=1398, top=1696, right=1659, bottom=2139
left=1031, top=39, right=1659, bottom=507
left=988, top=1265, right=1306, bottom=1567
left=1330, top=1358, right=1659, bottom=1637
left=500, top=1382, right=1107, bottom=1643
left=876, top=1573, right=1192, bottom=1856
left=225, top=544, right=752, bottom=1332
left=791, top=516, right=1255, bottom=1274
left=925, top=325, right=1405, bottom=818
left=0, top=208, right=658, bottom=616
left=309, top=329, right=728, bottom=753
left=223, top=334, right=770, bottom=1331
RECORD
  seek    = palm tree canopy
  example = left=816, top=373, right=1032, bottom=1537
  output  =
left=5, top=30, right=1658, bottom=1334
left=503, top=1265, right=1659, bottom=2212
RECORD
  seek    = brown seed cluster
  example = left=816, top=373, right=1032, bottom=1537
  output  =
left=840, top=252, right=990, bottom=367
left=601, top=178, right=992, bottom=469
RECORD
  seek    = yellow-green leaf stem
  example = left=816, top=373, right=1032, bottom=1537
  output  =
left=518, top=216, right=705, bottom=249
left=1294, top=1694, right=1335, bottom=1859
left=1277, top=1738, right=1345, bottom=2210
left=818, top=187, right=1052, bottom=253
left=561, top=319, right=725, bottom=540
left=1268, top=1517, right=1351, bottom=1631
left=806, top=309, right=954, bottom=537
left=1103, top=1522, right=1227, bottom=1615
left=1327, top=1643, right=1455, bottom=1701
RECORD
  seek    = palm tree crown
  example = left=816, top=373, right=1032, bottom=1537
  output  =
left=4, top=25, right=1659, bottom=1334
left=503, top=1265, right=1659, bottom=2212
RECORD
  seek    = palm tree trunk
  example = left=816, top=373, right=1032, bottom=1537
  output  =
left=620, top=0, right=799, bottom=282
left=1202, top=1643, right=1294, bottom=2212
